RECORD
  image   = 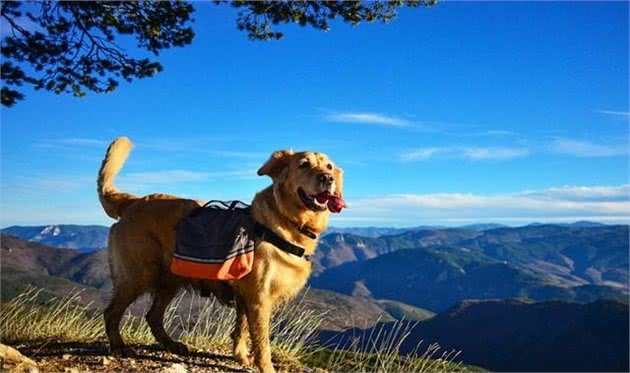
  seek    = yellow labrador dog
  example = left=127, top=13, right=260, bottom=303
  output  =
left=97, top=137, right=344, bottom=373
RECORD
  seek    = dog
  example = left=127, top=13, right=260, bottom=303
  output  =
left=97, top=137, right=343, bottom=373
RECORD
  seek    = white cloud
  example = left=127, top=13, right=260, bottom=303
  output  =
left=208, top=150, right=266, bottom=159
left=119, top=170, right=210, bottom=185
left=401, top=146, right=529, bottom=161
left=55, top=138, right=108, bottom=146
left=548, top=138, right=628, bottom=157
left=402, top=139, right=627, bottom=161
left=117, top=168, right=259, bottom=192
left=207, top=169, right=259, bottom=180
left=34, top=138, right=108, bottom=150
left=0, top=200, right=113, bottom=227
left=521, top=184, right=630, bottom=202
left=3, top=175, right=93, bottom=194
left=461, top=147, right=530, bottom=160
left=333, top=184, right=630, bottom=226
left=481, top=130, right=519, bottom=136
left=324, top=112, right=412, bottom=127
left=135, top=139, right=265, bottom=159
left=330, top=216, right=408, bottom=223
left=400, top=147, right=447, bottom=160
left=0, top=167, right=260, bottom=226
left=37, top=138, right=266, bottom=160
left=451, top=130, right=521, bottom=138
left=595, top=110, right=630, bottom=117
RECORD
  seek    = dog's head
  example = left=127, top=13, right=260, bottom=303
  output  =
left=257, top=150, right=344, bottom=215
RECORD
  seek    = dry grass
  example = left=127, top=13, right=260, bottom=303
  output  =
left=0, top=287, right=103, bottom=343
left=0, top=287, right=470, bottom=372
left=0, top=287, right=319, bottom=366
left=305, top=319, right=470, bottom=372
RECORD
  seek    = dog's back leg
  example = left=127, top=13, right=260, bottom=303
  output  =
left=104, top=283, right=144, bottom=356
left=146, top=283, right=188, bottom=355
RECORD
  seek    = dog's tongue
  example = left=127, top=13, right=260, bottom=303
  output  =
left=315, top=191, right=346, bottom=213
left=315, top=192, right=330, bottom=204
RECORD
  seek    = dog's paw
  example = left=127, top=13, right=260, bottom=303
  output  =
left=111, top=346, right=135, bottom=357
left=165, top=341, right=189, bottom=356
left=234, top=352, right=251, bottom=367
left=257, top=364, right=276, bottom=373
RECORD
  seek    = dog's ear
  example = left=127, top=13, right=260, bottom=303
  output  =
left=333, top=167, right=344, bottom=197
left=258, top=149, right=295, bottom=182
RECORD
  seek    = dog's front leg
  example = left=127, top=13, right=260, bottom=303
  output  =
left=247, top=300, right=274, bottom=373
left=232, top=297, right=251, bottom=366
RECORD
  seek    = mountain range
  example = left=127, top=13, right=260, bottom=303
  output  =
left=4, top=223, right=627, bottom=313
left=0, top=220, right=608, bottom=251
left=0, top=222, right=541, bottom=251
left=314, top=222, right=602, bottom=237
left=1, top=225, right=109, bottom=252
left=311, top=224, right=629, bottom=311
left=0, top=235, right=110, bottom=302
left=324, top=223, right=507, bottom=237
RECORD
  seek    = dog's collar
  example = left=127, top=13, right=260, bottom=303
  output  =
left=290, top=221, right=318, bottom=240
left=254, top=222, right=311, bottom=261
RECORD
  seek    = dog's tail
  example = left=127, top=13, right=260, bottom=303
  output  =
left=97, top=137, right=139, bottom=219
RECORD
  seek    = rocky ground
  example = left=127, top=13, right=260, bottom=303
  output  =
left=2, top=340, right=258, bottom=372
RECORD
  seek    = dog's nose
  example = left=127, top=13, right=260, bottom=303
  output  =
left=319, top=173, right=334, bottom=187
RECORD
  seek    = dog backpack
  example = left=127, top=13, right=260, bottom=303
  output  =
left=170, top=200, right=255, bottom=280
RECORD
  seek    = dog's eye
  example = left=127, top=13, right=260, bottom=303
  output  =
left=327, top=164, right=333, bottom=170
left=298, top=159, right=310, bottom=168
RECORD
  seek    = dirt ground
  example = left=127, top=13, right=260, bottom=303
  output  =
left=5, top=340, right=255, bottom=372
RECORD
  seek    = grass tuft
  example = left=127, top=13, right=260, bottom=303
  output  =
left=304, top=317, right=472, bottom=372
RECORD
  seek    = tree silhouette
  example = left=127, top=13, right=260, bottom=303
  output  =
left=1, top=1, right=435, bottom=107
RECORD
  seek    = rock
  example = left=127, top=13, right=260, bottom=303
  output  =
left=161, top=363, right=188, bottom=373
left=61, top=354, right=71, bottom=360
left=0, top=343, right=39, bottom=372
left=102, top=356, right=112, bottom=366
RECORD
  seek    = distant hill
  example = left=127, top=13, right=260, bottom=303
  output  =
left=462, top=224, right=629, bottom=289
left=311, top=225, right=629, bottom=311
left=325, top=223, right=506, bottom=237
left=324, top=226, right=438, bottom=237
left=1, top=221, right=605, bottom=252
left=528, top=220, right=607, bottom=228
left=0, top=235, right=110, bottom=305
left=1, top=225, right=109, bottom=252
left=313, top=245, right=546, bottom=310
left=459, top=223, right=507, bottom=230
left=313, top=228, right=481, bottom=274
left=319, top=299, right=629, bottom=372
left=565, top=220, right=608, bottom=228
left=300, top=288, right=434, bottom=331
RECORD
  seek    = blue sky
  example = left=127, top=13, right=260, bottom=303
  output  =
left=1, top=1, right=628, bottom=227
